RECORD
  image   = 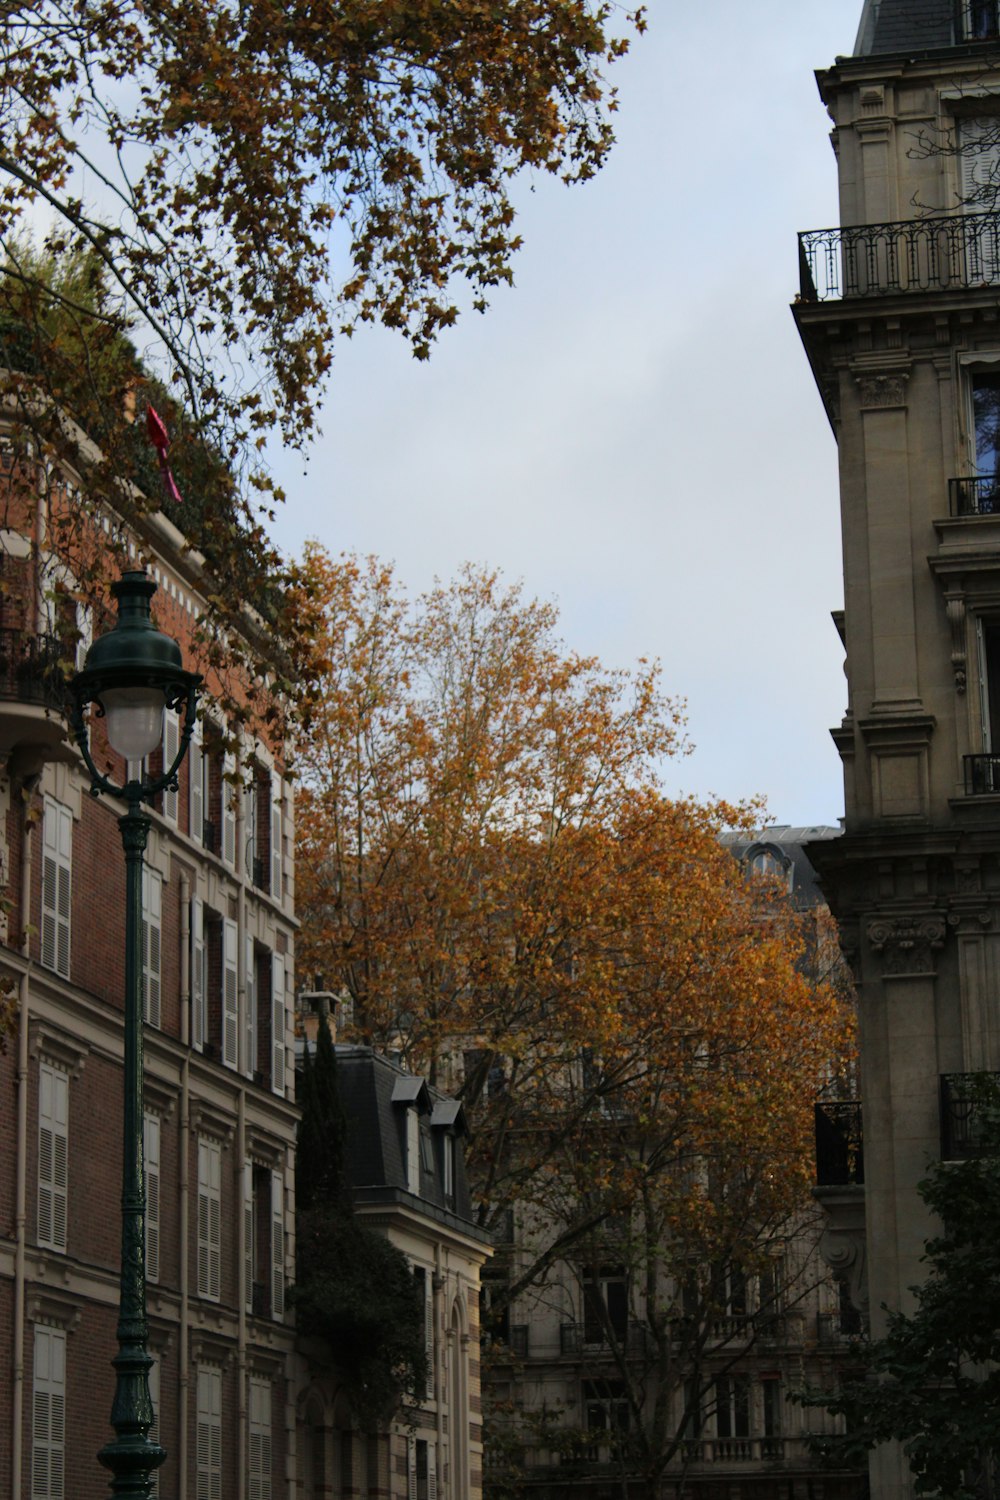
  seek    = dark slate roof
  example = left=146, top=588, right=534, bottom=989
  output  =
left=854, top=0, right=957, bottom=55
left=721, top=825, right=842, bottom=909
left=296, top=1040, right=484, bottom=1236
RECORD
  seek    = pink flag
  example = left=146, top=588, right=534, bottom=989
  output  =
left=145, top=404, right=183, bottom=506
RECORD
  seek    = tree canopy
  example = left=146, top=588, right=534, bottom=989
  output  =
left=287, top=546, right=856, bottom=1496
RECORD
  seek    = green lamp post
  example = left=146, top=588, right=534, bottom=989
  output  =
left=68, top=569, right=200, bottom=1498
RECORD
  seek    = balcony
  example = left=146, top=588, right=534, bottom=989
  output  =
left=950, top=476, right=1000, bottom=516
left=815, top=1101, right=864, bottom=1186
left=559, top=1322, right=649, bottom=1358
left=940, top=1072, right=1000, bottom=1159
left=963, top=755, right=1000, bottom=795
left=798, top=214, right=1000, bottom=302
left=0, top=627, right=71, bottom=770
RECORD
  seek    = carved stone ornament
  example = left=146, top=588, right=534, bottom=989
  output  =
left=867, top=914, right=946, bottom=975
left=945, top=593, right=967, bottom=693
left=856, top=373, right=909, bottom=409
left=818, top=1223, right=869, bottom=1316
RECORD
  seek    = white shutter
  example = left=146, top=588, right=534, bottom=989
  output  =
left=41, top=798, right=71, bottom=979
left=962, top=118, right=1000, bottom=283
left=249, top=1377, right=272, bottom=1500
left=270, top=775, right=282, bottom=900
left=196, top=1367, right=222, bottom=1500
left=38, top=1063, right=68, bottom=1252
left=197, top=1139, right=221, bottom=1302
left=189, top=718, right=204, bottom=844
left=425, top=1271, right=434, bottom=1377
left=244, top=1160, right=254, bottom=1315
left=32, top=1326, right=66, bottom=1500
left=191, top=897, right=206, bottom=1051
left=271, top=1170, right=284, bottom=1319
left=75, top=602, right=93, bottom=673
left=144, top=1112, right=161, bottom=1283
left=428, top=1442, right=437, bottom=1500
left=222, top=750, right=237, bottom=867
left=408, top=1437, right=417, bottom=1500
left=163, top=710, right=180, bottom=823
left=244, top=777, right=257, bottom=882
left=244, top=934, right=256, bottom=1080
left=142, top=868, right=163, bottom=1028
left=222, top=919, right=239, bottom=1070
left=148, top=1354, right=160, bottom=1496
left=271, top=954, right=286, bottom=1097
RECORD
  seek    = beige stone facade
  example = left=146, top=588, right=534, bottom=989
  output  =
left=796, top=5, right=1000, bottom=1497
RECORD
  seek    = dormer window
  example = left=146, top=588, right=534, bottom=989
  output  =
left=746, top=844, right=792, bottom=891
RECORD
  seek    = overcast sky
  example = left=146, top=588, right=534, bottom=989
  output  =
left=267, top=1, right=862, bottom=828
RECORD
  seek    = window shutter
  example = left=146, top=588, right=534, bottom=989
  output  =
left=249, top=1378, right=272, bottom=1500
left=148, top=1354, right=160, bottom=1495
left=428, top=1442, right=437, bottom=1500
left=222, top=750, right=237, bottom=867
left=270, top=776, right=282, bottom=900
left=271, top=954, right=285, bottom=1097
left=425, top=1270, right=434, bottom=1377
left=144, top=1112, right=161, bottom=1283
left=244, top=777, right=257, bottom=880
left=244, top=934, right=256, bottom=1080
left=191, top=897, right=206, bottom=1051
left=32, top=1326, right=66, bottom=1500
left=196, top=1367, right=222, bottom=1500
left=163, top=710, right=180, bottom=823
left=41, top=798, right=71, bottom=979
left=38, top=1063, right=68, bottom=1252
left=222, top=919, right=239, bottom=1070
left=197, top=1139, right=221, bottom=1302
left=189, top=719, right=204, bottom=843
left=271, top=1170, right=284, bottom=1319
left=407, top=1437, right=417, bottom=1500
left=244, top=1160, right=254, bottom=1315
left=142, top=868, right=162, bottom=1028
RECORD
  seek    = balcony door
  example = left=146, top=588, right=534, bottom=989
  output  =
left=960, top=119, right=1000, bottom=284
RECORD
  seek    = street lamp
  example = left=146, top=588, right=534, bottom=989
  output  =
left=68, top=569, right=200, bottom=1498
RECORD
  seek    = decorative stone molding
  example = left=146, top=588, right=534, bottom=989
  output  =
left=28, top=1020, right=87, bottom=1078
left=945, top=592, right=967, bottom=692
left=856, top=372, right=908, bottom=408
left=189, top=1099, right=236, bottom=1145
left=190, top=1330, right=237, bottom=1367
left=144, top=1072, right=179, bottom=1121
left=867, top=914, right=946, bottom=975
left=27, top=1284, right=83, bottom=1333
left=815, top=1187, right=868, bottom=1316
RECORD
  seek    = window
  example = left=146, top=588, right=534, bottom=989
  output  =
left=714, top=1374, right=750, bottom=1440
left=249, top=1377, right=272, bottom=1500
left=41, top=797, right=71, bottom=979
left=976, top=618, right=1000, bottom=777
left=197, top=1139, right=222, bottom=1302
left=960, top=120, right=1000, bottom=281
left=189, top=718, right=207, bottom=846
left=584, top=1380, right=629, bottom=1458
left=196, top=1366, right=222, bottom=1500
left=270, top=953, right=286, bottom=1097
left=762, top=1376, right=782, bottom=1438
left=270, top=774, right=283, bottom=901
left=162, top=710, right=180, bottom=823
left=582, top=1265, right=628, bottom=1346
left=246, top=1163, right=284, bottom=1320
left=191, top=897, right=207, bottom=1051
left=413, top=1266, right=433, bottom=1399
left=142, top=868, right=163, bottom=1028
left=442, top=1133, right=455, bottom=1206
left=148, top=1354, right=161, bottom=1494
left=144, top=1112, right=161, bottom=1283
left=32, top=1326, right=66, bottom=1499
left=222, top=918, right=238, bottom=1070
left=244, top=934, right=256, bottom=1080
left=961, top=0, right=1000, bottom=40
left=37, top=1063, right=68, bottom=1253
left=973, top=372, right=1000, bottom=493
left=222, top=748, right=237, bottom=868
left=271, top=1170, right=284, bottom=1319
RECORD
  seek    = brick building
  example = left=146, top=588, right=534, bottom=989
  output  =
left=0, top=487, right=299, bottom=1498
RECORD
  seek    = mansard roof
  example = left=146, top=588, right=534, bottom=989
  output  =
left=854, top=0, right=957, bottom=55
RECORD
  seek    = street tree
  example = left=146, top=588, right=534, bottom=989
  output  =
left=287, top=545, right=856, bottom=1498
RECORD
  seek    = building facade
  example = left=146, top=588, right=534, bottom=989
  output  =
left=0, top=490, right=299, bottom=1498
left=796, top=4, right=1000, bottom=1496
left=295, top=1034, right=491, bottom=1500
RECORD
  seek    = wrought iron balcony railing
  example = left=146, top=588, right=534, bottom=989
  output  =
left=815, top=1100, right=864, bottom=1186
left=940, top=1072, right=1000, bottom=1159
left=963, top=755, right=1000, bottom=794
left=0, top=627, right=66, bottom=710
left=950, top=475, right=1000, bottom=515
left=798, top=213, right=1000, bottom=302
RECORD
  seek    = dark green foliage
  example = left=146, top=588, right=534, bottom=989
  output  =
left=294, top=1028, right=427, bottom=1427
left=802, top=1077, right=1000, bottom=1499
left=295, top=1207, right=429, bottom=1430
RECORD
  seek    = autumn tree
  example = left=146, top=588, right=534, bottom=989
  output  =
left=288, top=546, right=856, bottom=1499
left=0, top=2, right=644, bottom=545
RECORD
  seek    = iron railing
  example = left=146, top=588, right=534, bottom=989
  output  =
left=559, top=1322, right=648, bottom=1357
left=941, top=1072, right=1000, bottom=1159
left=964, top=755, right=1000, bottom=794
left=798, top=214, right=1000, bottom=302
left=0, top=627, right=65, bottom=710
left=950, top=476, right=1000, bottom=515
left=815, top=1100, right=864, bottom=1186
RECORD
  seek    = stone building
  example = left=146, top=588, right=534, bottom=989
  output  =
left=295, top=1034, right=492, bottom=1500
left=795, top=3, right=1000, bottom=1496
left=0, top=476, right=299, bottom=1497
